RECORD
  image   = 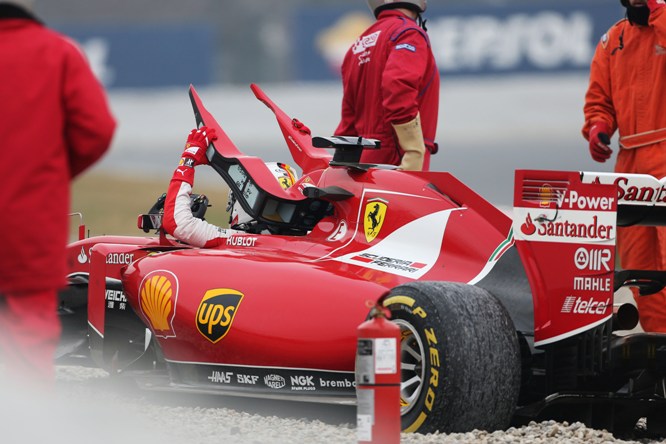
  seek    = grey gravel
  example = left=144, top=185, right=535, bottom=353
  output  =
left=1, top=366, right=663, bottom=444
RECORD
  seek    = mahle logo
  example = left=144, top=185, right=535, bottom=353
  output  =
left=364, top=198, right=388, bottom=243
left=196, top=289, right=244, bottom=343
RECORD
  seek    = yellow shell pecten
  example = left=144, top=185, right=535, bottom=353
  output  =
left=140, top=274, right=173, bottom=331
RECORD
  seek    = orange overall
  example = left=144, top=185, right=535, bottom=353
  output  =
left=583, top=10, right=666, bottom=332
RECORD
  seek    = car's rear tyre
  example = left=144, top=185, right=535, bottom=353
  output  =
left=383, top=281, right=521, bottom=434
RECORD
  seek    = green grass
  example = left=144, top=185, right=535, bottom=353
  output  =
left=70, top=171, right=230, bottom=240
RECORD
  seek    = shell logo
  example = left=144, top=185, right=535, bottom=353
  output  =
left=139, top=270, right=178, bottom=338
left=539, top=184, right=556, bottom=208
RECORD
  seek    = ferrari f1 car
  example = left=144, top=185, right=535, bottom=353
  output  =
left=59, top=84, right=666, bottom=436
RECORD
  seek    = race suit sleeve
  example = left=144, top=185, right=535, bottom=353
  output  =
left=381, top=28, right=429, bottom=125
left=61, top=38, right=116, bottom=178
left=163, top=168, right=240, bottom=248
left=582, top=30, right=617, bottom=141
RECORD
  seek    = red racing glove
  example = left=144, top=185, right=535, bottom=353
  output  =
left=172, top=126, right=217, bottom=184
left=647, top=0, right=666, bottom=12
left=588, top=122, right=613, bottom=163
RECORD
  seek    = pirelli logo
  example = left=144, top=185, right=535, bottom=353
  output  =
left=196, top=289, right=244, bottom=343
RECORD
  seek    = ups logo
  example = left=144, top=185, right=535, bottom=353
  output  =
left=196, top=289, right=244, bottom=343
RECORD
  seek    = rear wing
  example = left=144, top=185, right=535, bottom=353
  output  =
left=513, top=170, right=665, bottom=347
left=579, top=171, right=666, bottom=226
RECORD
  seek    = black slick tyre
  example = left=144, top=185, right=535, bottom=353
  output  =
left=383, top=281, right=521, bottom=434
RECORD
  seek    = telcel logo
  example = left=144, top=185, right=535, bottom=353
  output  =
left=561, top=296, right=610, bottom=315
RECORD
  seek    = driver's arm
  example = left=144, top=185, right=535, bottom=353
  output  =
left=162, top=127, right=242, bottom=248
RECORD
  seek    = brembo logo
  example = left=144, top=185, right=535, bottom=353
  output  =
left=561, top=296, right=610, bottom=315
left=574, top=247, right=612, bottom=272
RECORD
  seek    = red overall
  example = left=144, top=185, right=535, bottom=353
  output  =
left=335, top=10, right=439, bottom=169
left=0, top=5, right=116, bottom=381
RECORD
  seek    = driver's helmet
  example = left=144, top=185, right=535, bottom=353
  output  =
left=226, top=162, right=298, bottom=229
left=367, top=0, right=427, bottom=17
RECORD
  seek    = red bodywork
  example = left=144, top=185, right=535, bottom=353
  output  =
left=63, top=85, right=666, bottom=425
left=61, top=85, right=666, bottom=432
left=66, top=85, right=514, bottom=386
left=119, top=165, right=512, bottom=370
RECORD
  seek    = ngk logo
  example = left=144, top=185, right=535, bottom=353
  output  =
left=561, top=296, right=610, bottom=315
left=574, top=247, right=612, bottom=271
left=291, top=376, right=314, bottom=387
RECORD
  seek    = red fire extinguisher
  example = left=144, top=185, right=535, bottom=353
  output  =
left=356, top=301, right=401, bottom=444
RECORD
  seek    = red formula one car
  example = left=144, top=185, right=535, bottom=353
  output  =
left=58, top=84, right=666, bottom=437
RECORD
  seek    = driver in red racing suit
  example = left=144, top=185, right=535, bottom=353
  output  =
left=162, top=127, right=297, bottom=247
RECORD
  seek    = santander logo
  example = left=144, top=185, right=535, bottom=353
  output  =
left=520, top=214, right=536, bottom=235
left=518, top=212, right=613, bottom=241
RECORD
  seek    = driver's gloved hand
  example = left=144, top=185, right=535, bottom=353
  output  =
left=183, top=126, right=217, bottom=166
left=172, top=126, right=217, bottom=184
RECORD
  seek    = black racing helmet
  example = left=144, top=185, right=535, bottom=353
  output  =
left=366, top=0, right=427, bottom=18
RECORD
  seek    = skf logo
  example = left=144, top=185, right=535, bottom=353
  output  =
left=364, top=198, right=388, bottom=243
left=196, top=289, right=244, bottom=343
left=139, top=271, right=178, bottom=338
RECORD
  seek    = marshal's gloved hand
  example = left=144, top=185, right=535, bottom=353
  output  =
left=393, top=113, right=426, bottom=171
left=588, top=121, right=613, bottom=163
left=172, top=126, right=217, bottom=184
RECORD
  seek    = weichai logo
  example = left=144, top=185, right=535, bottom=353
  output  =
left=196, top=289, right=244, bottom=343
left=139, top=271, right=178, bottom=338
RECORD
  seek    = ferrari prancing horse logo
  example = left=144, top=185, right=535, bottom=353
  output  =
left=364, top=199, right=388, bottom=243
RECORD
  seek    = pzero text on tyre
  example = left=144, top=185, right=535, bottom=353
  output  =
left=383, top=281, right=521, bottom=434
